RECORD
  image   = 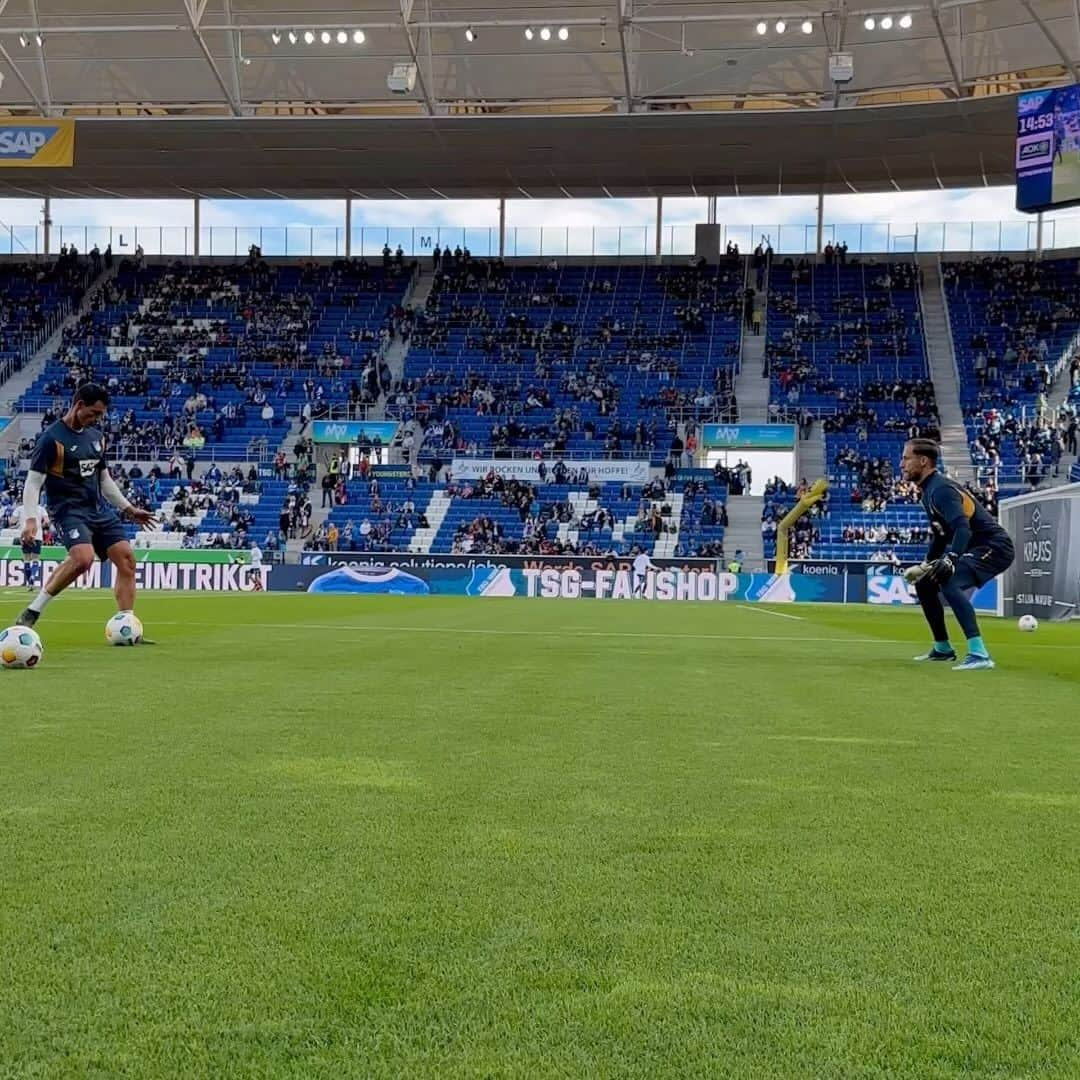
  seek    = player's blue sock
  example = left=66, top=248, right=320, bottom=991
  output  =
left=966, top=635, right=989, bottom=658
left=933, top=640, right=953, bottom=654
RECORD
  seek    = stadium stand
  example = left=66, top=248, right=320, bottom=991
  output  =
left=763, top=258, right=941, bottom=562
left=0, top=258, right=91, bottom=378
left=943, top=256, right=1080, bottom=488
left=14, top=256, right=412, bottom=462
left=0, top=451, right=306, bottom=557
left=312, top=467, right=728, bottom=559
left=392, top=255, right=741, bottom=467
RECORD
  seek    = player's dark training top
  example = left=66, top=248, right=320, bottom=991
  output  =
left=920, top=472, right=1012, bottom=559
left=29, top=419, right=107, bottom=517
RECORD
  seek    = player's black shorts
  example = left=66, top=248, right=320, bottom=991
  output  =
left=953, top=539, right=1015, bottom=591
left=54, top=509, right=128, bottom=561
left=21, top=540, right=42, bottom=557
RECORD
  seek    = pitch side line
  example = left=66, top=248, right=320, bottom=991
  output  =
left=736, top=604, right=805, bottom=621
left=37, top=617, right=903, bottom=644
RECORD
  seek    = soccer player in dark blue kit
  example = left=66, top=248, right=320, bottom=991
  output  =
left=16, top=383, right=156, bottom=629
left=899, top=438, right=1015, bottom=671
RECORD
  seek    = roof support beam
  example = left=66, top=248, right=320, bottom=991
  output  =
left=400, top=0, right=436, bottom=116
left=27, top=0, right=52, bottom=115
left=183, top=0, right=242, bottom=117
left=0, top=40, right=46, bottom=113
left=830, top=4, right=848, bottom=108
left=929, top=1, right=963, bottom=97
left=618, top=0, right=635, bottom=113
left=220, top=0, right=246, bottom=114
left=1019, top=0, right=1080, bottom=83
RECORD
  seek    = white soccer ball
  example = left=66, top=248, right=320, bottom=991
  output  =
left=105, top=612, right=144, bottom=646
left=1018, top=614, right=1039, bottom=633
left=0, top=625, right=44, bottom=669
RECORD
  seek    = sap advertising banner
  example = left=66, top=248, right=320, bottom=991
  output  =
left=450, top=458, right=651, bottom=484
left=0, top=119, right=75, bottom=168
left=865, top=570, right=999, bottom=613
left=1000, top=484, right=1080, bottom=621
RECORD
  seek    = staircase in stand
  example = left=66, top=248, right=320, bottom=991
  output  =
left=375, top=268, right=431, bottom=416
left=1046, top=347, right=1079, bottom=481
left=799, top=429, right=827, bottom=485
left=653, top=492, right=683, bottom=556
left=733, top=267, right=770, bottom=423
left=918, top=256, right=971, bottom=480
left=409, top=489, right=450, bottom=552
left=722, top=494, right=764, bottom=570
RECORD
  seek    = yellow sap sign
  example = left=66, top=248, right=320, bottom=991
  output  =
left=0, top=118, right=74, bottom=167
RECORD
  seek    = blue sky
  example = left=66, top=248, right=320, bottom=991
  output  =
left=2, top=187, right=1079, bottom=256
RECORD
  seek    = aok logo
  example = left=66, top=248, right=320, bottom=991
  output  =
left=1019, top=138, right=1052, bottom=162
left=0, top=127, right=58, bottom=159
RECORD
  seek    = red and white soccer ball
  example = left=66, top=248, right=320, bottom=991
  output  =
left=105, top=612, right=144, bottom=646
left=0, top=625, right=44, bottom=669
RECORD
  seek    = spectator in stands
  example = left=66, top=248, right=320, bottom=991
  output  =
left=321, top=471, right=336, bottom=509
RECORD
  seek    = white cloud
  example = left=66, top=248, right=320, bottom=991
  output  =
left=352, top=199, right=499, bottom=227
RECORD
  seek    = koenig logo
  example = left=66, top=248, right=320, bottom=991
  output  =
left=0, top=127, right=56, bottom=159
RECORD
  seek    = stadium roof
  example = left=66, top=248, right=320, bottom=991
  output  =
left=0, top=0, right=1074, bottom=198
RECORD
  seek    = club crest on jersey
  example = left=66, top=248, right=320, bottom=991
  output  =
left=93, top=442, right=102, bottom=453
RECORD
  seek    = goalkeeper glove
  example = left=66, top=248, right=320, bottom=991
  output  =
left=903, top=562, right=931, bottom=584
left=926, top=555, right=956, bottom=584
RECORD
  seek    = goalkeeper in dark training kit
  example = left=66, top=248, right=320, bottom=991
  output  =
left=899, top=439, right=1015, bottom=671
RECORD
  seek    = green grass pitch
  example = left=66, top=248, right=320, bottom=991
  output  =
left=1, top=592, right=1078, bottom=1078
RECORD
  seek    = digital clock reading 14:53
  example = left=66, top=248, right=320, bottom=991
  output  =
left=1019, top=113, right=1055, bottom=134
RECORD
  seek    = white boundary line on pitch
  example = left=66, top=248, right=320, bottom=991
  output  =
left=36, top=617, right=899, bottom=644
left=737, top=604, right=805, bottom=621
left=25, top=617, right=1080, bottom=647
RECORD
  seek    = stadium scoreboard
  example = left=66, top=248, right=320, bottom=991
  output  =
left=1016, top=83, right=1080, bottom=213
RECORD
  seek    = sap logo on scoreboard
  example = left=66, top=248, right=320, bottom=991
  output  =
left=0, top=126, right=59, bottom=158
left=1018, top=92, right=1051, bottom=115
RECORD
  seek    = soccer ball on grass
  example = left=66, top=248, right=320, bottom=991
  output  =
left=0, top=626, right=44, bottom=669
left=1017, top=614, right=1039, bottom=633
left=105, top=612, right=144, bottom=646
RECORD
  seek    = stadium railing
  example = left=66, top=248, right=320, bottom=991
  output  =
left=6, top=218, right=1080, bottom=259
